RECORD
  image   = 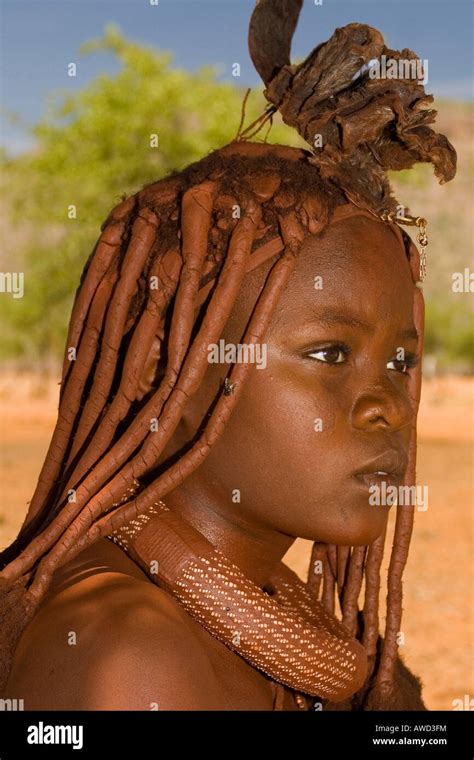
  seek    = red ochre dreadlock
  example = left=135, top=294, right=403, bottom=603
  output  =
left=0, top=7, right=457, bottom=710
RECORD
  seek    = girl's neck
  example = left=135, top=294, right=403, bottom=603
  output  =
left=163, top=481, right=295, bottom=589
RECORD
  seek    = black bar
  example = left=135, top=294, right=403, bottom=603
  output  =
left=0, top=710, right=473, bottom=758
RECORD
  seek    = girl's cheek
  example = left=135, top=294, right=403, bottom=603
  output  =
left=307, top=386, right=348, bottom=435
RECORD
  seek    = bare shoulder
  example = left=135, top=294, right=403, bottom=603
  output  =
left=4, top=540, right=220, bottom=710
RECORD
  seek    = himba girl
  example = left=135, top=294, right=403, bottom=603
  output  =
left=0, top=0, right=456, bottom=710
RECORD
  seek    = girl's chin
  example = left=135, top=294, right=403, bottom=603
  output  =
left=338, top=510, right=389, bottom=547
left=302, top=505, right=390, bottom=547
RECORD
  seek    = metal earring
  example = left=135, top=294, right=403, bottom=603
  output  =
left=223, top=377, right=236, bottom=396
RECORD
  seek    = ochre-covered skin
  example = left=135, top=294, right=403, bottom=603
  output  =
left=0, top=1, right=455, bottom=711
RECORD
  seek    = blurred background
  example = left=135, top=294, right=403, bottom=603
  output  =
left=0, top=0, right=472, bottom=710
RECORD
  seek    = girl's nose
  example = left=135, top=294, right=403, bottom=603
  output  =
left=350, top=379, right=414, bottom=432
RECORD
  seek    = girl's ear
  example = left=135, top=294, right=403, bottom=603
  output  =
left=136, top=325, right=166, bottom=401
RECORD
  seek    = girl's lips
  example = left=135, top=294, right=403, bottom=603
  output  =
left=353, top=472, right=402, bottom=490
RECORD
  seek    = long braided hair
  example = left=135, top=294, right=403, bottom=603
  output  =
left=0, top=9, right=456, bottom=709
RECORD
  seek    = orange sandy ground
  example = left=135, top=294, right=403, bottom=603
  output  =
left=0, top=373, right=472, bottom=711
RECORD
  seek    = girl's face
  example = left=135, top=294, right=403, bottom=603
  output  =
left=165, top=215, right=419, bottom=547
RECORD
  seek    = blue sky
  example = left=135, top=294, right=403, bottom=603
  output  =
left=1, top=0, right=473, bottom=155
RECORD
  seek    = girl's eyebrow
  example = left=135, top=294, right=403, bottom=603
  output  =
left=305, top=311, right=419, bottom=341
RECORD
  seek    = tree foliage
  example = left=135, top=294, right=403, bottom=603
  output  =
left=0, top=24, right=301, bottom=360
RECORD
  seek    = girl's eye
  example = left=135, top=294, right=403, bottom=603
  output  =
left=387, top=353, right=419, bottom=374
left=307, top=344, right=349, bottom=365
left=387, top=358, right=408, bottom=373
left=306, top=345, right=419, bottom=372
